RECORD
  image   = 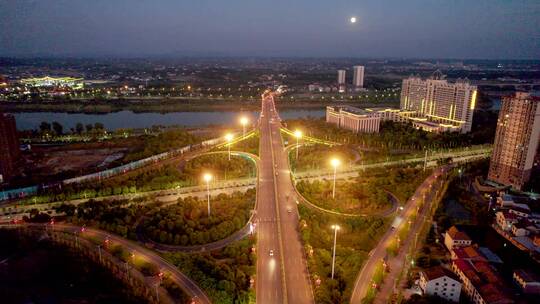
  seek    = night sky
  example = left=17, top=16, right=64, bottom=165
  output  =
left=1, top=0, right=538, bottom=59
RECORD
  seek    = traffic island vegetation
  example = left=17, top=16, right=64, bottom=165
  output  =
left=57, top=197, right=158, bottom=239
left=296, top=166, right=431, bottom=215
left=289, top=144, right=356, bottom=172
left=56, top=189, right=255, bottom=246
left=298, top=204, right=388, bottom=304
left=181, top=153, right=256, bottom=183
left=164, top=238, right=256, bottom=304
left=24, top=152, right=255, bottom=205
left=141, top=190, right=255, bottom=246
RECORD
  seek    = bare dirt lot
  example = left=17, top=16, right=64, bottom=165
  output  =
left=38, top=148, right=126, bottom=174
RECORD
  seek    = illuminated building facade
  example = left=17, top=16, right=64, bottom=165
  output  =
left=20, top=76, right=84, bottom=89
left=400, top=71, right=477, bottom=133
left=326, top=106, right=380, bottom=133
left=0, top=112, right=20, bottom=183
left=488, top=92, right=540, bottom=190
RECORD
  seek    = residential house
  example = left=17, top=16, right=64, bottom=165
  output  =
left=419, top=266, right=462, bottom=302
left=513, top=269, right=540, bottom=294
left=452, top=259, right=514, bottom=304
left=495, top=211, right=519, bottom=231
left=445, top=226, right=472, bottom=251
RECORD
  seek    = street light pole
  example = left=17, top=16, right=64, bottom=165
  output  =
left=331, top=225, right=340, bottom=279
left=333, top=165, right=337, bottom=199
left=225, top=133, right=233, bottom=161
left=331, top=158, right=340, bottom=199
left=203, top=173, right=212, bottom=217
left=423, top=149, right=428, bottom=171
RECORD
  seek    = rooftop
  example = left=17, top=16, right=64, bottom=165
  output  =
left=454, top=259, right=512, bottom=303
left=447, top=226, right=471, bottom=241
left=422, top=266, right=460, bottom=282
left=453, top=246, right=487, bottom=262
left=327, top=105, right=371, bottom=116
left=514, top=269, right=540, bottom=283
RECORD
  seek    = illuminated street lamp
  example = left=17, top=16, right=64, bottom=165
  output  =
left=330, top=158, right=341, bottom=199
left=331, top=225, right=340, bottom=279
left=294, top=130, right=303, bottom=160
left=225, top=133, right=234, bottom=161
left=240, top=116, right=249, bottom=137
left=203, top=173, right=213, bottom=217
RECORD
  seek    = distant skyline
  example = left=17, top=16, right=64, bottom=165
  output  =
left=1, top=0, right=539, bottom=59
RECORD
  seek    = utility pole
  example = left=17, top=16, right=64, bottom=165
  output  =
left=423, top=150, right=428, bottom=171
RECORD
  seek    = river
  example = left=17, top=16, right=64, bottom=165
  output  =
left=10, top=109, right=325, bottom=130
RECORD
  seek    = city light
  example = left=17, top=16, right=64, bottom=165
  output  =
left=294, top=130, right=303, bottom=160
left=240, top=116, right=249, bottom=137
left=225, top=133, right=234, bottom=160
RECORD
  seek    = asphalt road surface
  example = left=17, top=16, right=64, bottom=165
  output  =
left=349, top=167, right=447, bottom=303
left=256, top=93, right=313, bottom=304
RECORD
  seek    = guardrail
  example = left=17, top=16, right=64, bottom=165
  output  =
left=280, top=127, right=338, bottom=146
left=293, top=149, right=491, bottom=179
left=0, top=137, right=226, bottom=203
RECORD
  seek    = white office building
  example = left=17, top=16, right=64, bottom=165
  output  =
left=353, top=65, right=365, bottom=88
left=326, top=106, right=380, bottom=133
left=337, top=70, right=346, bottom=85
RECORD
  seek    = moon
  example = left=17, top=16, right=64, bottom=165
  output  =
left=350, top=17, right=357, bottom=23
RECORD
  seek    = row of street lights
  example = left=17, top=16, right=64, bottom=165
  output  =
left=202, top=116, right=250, bottom=217
left=294, top=128, right=341, bottom=280
left=207, top=124, right=344, bottom=283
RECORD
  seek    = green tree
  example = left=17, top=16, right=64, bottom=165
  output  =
left=39, top=121, right=51, bottom=133
left=75, top=122, right=84, bottom=134
left=52, top=121, right=63, bottom=135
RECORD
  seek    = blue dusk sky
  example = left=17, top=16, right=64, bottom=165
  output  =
left=0, top=0, right=538, bottom=59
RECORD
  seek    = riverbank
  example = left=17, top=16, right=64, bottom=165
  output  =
left=0, top=98, right=399, bottom=114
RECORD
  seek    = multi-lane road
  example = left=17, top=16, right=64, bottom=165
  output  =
left=256, top=93, right=314, bottom=304
left=349, top=166, right=447, bottom=303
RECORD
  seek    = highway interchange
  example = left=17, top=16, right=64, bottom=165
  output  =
left=0, top=92, right=481, bottom=304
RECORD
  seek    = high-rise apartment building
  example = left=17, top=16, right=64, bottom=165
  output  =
left=352, top=65, right=365, bottom=88
left=0, top=112, right=20, bottom=183
left=337, top=70, right=346, bottom=85
left=400, top=71, right=477, bottom=133
left=487, top=92, right=540, bottom=190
